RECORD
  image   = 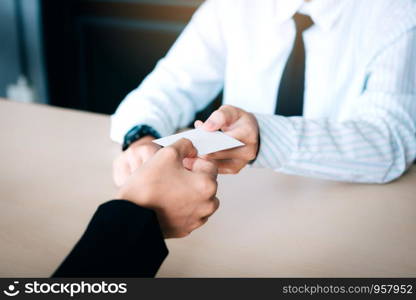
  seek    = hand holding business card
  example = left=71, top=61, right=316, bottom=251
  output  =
left=154, top=105, right=259, bottom=174
left=153, top=128, right=245, bottom=156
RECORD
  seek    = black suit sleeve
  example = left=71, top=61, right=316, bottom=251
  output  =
left=52, top=200, right=168, bottom=278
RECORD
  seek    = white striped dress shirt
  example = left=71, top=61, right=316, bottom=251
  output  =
left=111, top=0, right=416, bottom=183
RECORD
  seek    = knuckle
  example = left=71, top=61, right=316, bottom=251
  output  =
left=129, top=147, right=142, bottom=159
left=209, top=202, right=219, bottom=215
left=200, top=177, right=217, bottom=196
left=196, top=220, right=206, bottom=229
left=237, top=164, right=245, bottom=172
left=225, top=167, right=240, bottom=175
left=247, top=131, right=258, bottom=144
left=212, top=110, right=226, bottom=122
left=220, top=104, right=235, bottom=111
left=202, top=201, right=219, bottom=219
left=179, top=138, right=193, bottom=148
left=244, top=149, right=257, bottom=161
left=211, top=201, right=220, bottom=214
left=234, top=161, right=247, bottom=173
left=141, top=144, right=152, bottom=150
left=142, top=145, right=156, bottom=156
left=169, top=229, right=185, bottom=239
left=207, top=161, right=219, bottom=174
left=162, top=147, right=179, bottom=159
left=178, top=231, right=190, bottom=238
left=210, top=180, right=219, bottom=194
left=179, top=138, right=196, bottom=154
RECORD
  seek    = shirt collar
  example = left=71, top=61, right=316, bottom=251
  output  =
left=274, top=0, right=347, bottom=31
left=274, top=0, right=304, bottom=25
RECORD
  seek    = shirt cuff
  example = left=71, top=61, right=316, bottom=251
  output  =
left=251, top=113, right=295, bottom=169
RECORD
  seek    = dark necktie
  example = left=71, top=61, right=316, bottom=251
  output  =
left=275, top=13, right=314, bottom=116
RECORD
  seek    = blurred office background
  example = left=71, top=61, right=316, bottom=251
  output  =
left=0, top=0, right=219, bottom=117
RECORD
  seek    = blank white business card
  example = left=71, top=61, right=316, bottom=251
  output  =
left=153, top=128, right=245, bottom=156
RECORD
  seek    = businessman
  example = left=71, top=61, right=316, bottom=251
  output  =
left=53, top=139, right=219, bottom=277
left=112, top=0, right=416, bottom=184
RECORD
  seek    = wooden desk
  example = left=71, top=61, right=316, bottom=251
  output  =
left=1, top=99, right=415, bottom=277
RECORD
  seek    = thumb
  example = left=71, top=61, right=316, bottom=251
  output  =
left=202, top=106, right=240, bottom=131
left=169, top=138, right=197, bottom=160
left=201, top=110, right=226, bottom=131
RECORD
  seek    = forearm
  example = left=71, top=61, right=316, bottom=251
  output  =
left=253, top=26, right=416, bottom=183
left=52, top=200, right=168, bottom=278
left=253, top=108, right=416, bottom=183
left=110, top=67, right=203, bottom=143
left=110, top=0, right=225, bottom=143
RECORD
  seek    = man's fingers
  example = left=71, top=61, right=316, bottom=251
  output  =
left=194, top=120, right=203, bottom=128
left=201, top=110, right=225, bottom=131
left=125, top=143, right=161, bottom=171
left=202, top=105, right=241, bottom=131
left=215, top=159, right=247, bottom=174
left=113, top=157, right=131, bottom=187
left=167, top=138, right=197, bottom=160
left=200, top=197, right=220, bottom=219
left=188, top=217, right=208, bottom=232
left=204, top=145, right=254, bottom=161
left=183, top=157, right=197, bottom=170
left=219, top=105, right=241, bottom=124
left=140, top=151, right=155, bottom=164
left=191, top=158, right=218, bottom=179
left=204, top=148, right=237, bottom=160
left=126, top=152, right=142, bottom=172
left=187, top=197, right=219, bottom=233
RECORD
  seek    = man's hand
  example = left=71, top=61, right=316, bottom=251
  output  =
left=116, top=138, right=219, bottom=238
left=195, top=105, right=259, bottom=174
left=113, top=136, right=161, bottom=187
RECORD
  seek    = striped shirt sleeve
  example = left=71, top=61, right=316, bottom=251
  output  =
left=252, top=28, right=416, bottom=183
left=110, top=0, right=225, bottom=143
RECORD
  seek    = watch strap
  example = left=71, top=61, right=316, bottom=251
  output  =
left=122, top=125, right=161, bottom=151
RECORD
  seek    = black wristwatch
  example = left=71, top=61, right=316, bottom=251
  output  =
left=122, top=125, right=161, bottom=151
